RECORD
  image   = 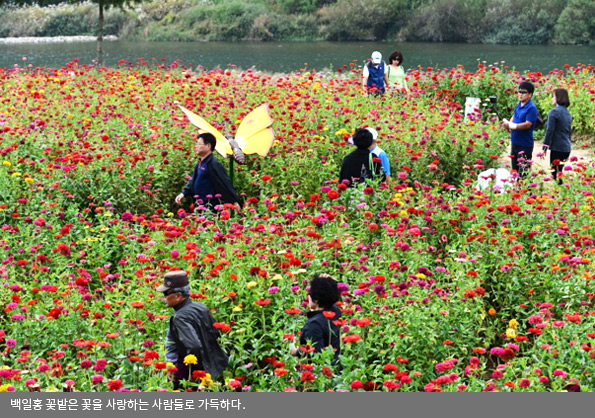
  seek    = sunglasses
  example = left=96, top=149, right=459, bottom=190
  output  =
left=517, top=90, right=529, bottom=94
left=163, top=290, right=178, bottom=297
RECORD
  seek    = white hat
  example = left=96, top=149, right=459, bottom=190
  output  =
left=365, top=127, right=378, bottom=140
left=348, top=127, right=378, bottom=145
left=371, top=51, right=382, bottom=64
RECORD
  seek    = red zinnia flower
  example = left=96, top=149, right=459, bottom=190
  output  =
left=274, top=368, right=288, bottom=377
left=154, top=362, right=168, bottom=370
left=322, top=311, right=336, bottom=319
left=107, top=379, right=123, bottom=391
left=300, top=371, right=316, bottom=382
left=255, top=298, right=271, bottom=306
left=192, top=370, right=207, bottom=379
left=383, top=363, right=399, bottom=372
left=285, top=307, right=301, bottom=315
left=351, top=380, right=364, bottom=390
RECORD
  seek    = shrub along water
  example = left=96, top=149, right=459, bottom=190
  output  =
left=0, top=0, right=594, bottom=44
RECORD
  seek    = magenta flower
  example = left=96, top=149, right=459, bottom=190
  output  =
left=92, top=375, right=104, bottom=385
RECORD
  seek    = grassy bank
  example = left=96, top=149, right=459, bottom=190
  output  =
left=1, top=0, right=594, bottom=44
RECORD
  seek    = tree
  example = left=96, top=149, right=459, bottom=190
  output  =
left=0, top=0, right=147, bottom=64
left=555, top=0, right=595, bottom=44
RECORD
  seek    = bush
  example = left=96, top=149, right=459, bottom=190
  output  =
left=0, top=4, right=51, bottom=37
left=554, top=0, right=595, bottom=45
left=37, top=5, right=97, bottom=37
left=318, top=0, right=407, bottom=41
left=267, top=13, right=319, bottom=40
left=481, top=0, right=566, bottom=44
left=402, top=0, right=486, bottom=43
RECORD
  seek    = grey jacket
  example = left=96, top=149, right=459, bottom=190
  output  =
left=543, top=105, right=572, bottom=153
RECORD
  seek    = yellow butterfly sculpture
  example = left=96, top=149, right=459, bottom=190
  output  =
left=179, top=103, right=275, bottom=164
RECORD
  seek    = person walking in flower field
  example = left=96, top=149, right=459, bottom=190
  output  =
left=540, top=88, right=572, bottom=185
left=290, top=274, right=342, bottom=363
left=158, top=270, right=228, bottom=390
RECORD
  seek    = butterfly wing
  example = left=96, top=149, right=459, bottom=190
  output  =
left=234, top=103, right=275, bottom=157
left=178, top=105, right=233, bottom=158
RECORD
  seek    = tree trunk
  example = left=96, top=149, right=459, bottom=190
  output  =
left=96, top=0, right=104, bottom=65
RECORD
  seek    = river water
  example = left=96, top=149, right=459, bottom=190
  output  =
left=1, top=40, right=594, bottom=73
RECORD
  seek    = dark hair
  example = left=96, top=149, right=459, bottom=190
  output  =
left=198, top=132, right=217, bottom=151
left=553, top=88, right=570, bottom=107
left=352, top=128, right=373, bottom=150
left=519, top=81, right=535, bottom=95
left=309, top=274, right=340, bottom=309
left=389, top=51, right=404, bottom=65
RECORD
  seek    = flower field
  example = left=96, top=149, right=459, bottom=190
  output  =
left=1, top=58, right=595, bottom=392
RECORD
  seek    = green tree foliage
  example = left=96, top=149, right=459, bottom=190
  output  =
left=481, top=0, right=566, bottom=44
left=554, top=0, right=595, bottom=45
left=0, top=0, right=148, bottom=63
left=402, top=0, right=486, bottom=42
left=3, top=0, right=595, bottom=44
left=318, top=0, right=408, bottom=41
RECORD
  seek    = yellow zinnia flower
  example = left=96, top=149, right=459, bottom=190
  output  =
left=183, top=354, right=198, bottom=365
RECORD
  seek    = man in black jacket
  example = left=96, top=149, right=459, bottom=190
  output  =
left=158, top=270, right=229, bottom=390
left=175, top=133, right=241, bottom=212
left=339, top=128, right=384, bottom=187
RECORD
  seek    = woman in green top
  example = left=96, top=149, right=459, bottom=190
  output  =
left=387, top=51, right=408, bottom=93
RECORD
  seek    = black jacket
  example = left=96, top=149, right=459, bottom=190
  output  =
left=168, top=298, right=229, bottom=378
left=182, top=153, right=240, bottom=206
left=339, top=148, right=384, bottom=187
left=299, top=304, right=341, bottom=360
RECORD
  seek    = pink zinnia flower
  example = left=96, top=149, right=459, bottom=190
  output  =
left=92, top=375, right=104, bottom=385
left=94, top=358, right=107, bottom=372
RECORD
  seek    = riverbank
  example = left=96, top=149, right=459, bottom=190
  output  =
left=0, top=35, right=117, bottom=44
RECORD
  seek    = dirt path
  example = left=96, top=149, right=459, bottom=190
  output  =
left=498, top=141, right=595, bottom=176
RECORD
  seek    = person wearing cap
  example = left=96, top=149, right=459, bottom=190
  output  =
left=366, top=128, right=391, bottom=183
left=502, top=81, right=539, bottom=179
left=339, top=128, right=384, bottom=187
left=175, top=132, right=241, bottom=213
left=158, top=270, right=229, bottom=390
left=362, top=51, right=388, bottom=95
left=347, top=127, right=391, bottom=182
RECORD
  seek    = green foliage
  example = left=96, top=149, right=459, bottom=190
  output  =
left=318, top=0, right=408, bottom=41
left=402, top=0, right=486, bottom=42
left=481, top=0, right=566, bottom=44
left=554, top=0, right=595, bottom=45
left=3, top=0, right=595, bottom=44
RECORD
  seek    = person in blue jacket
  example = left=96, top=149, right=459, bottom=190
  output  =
left=175, top=133, right=241, bottom=212
left=502, top=81, right=539, bottom=179
left=362, top=51, right=388, bottom=95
